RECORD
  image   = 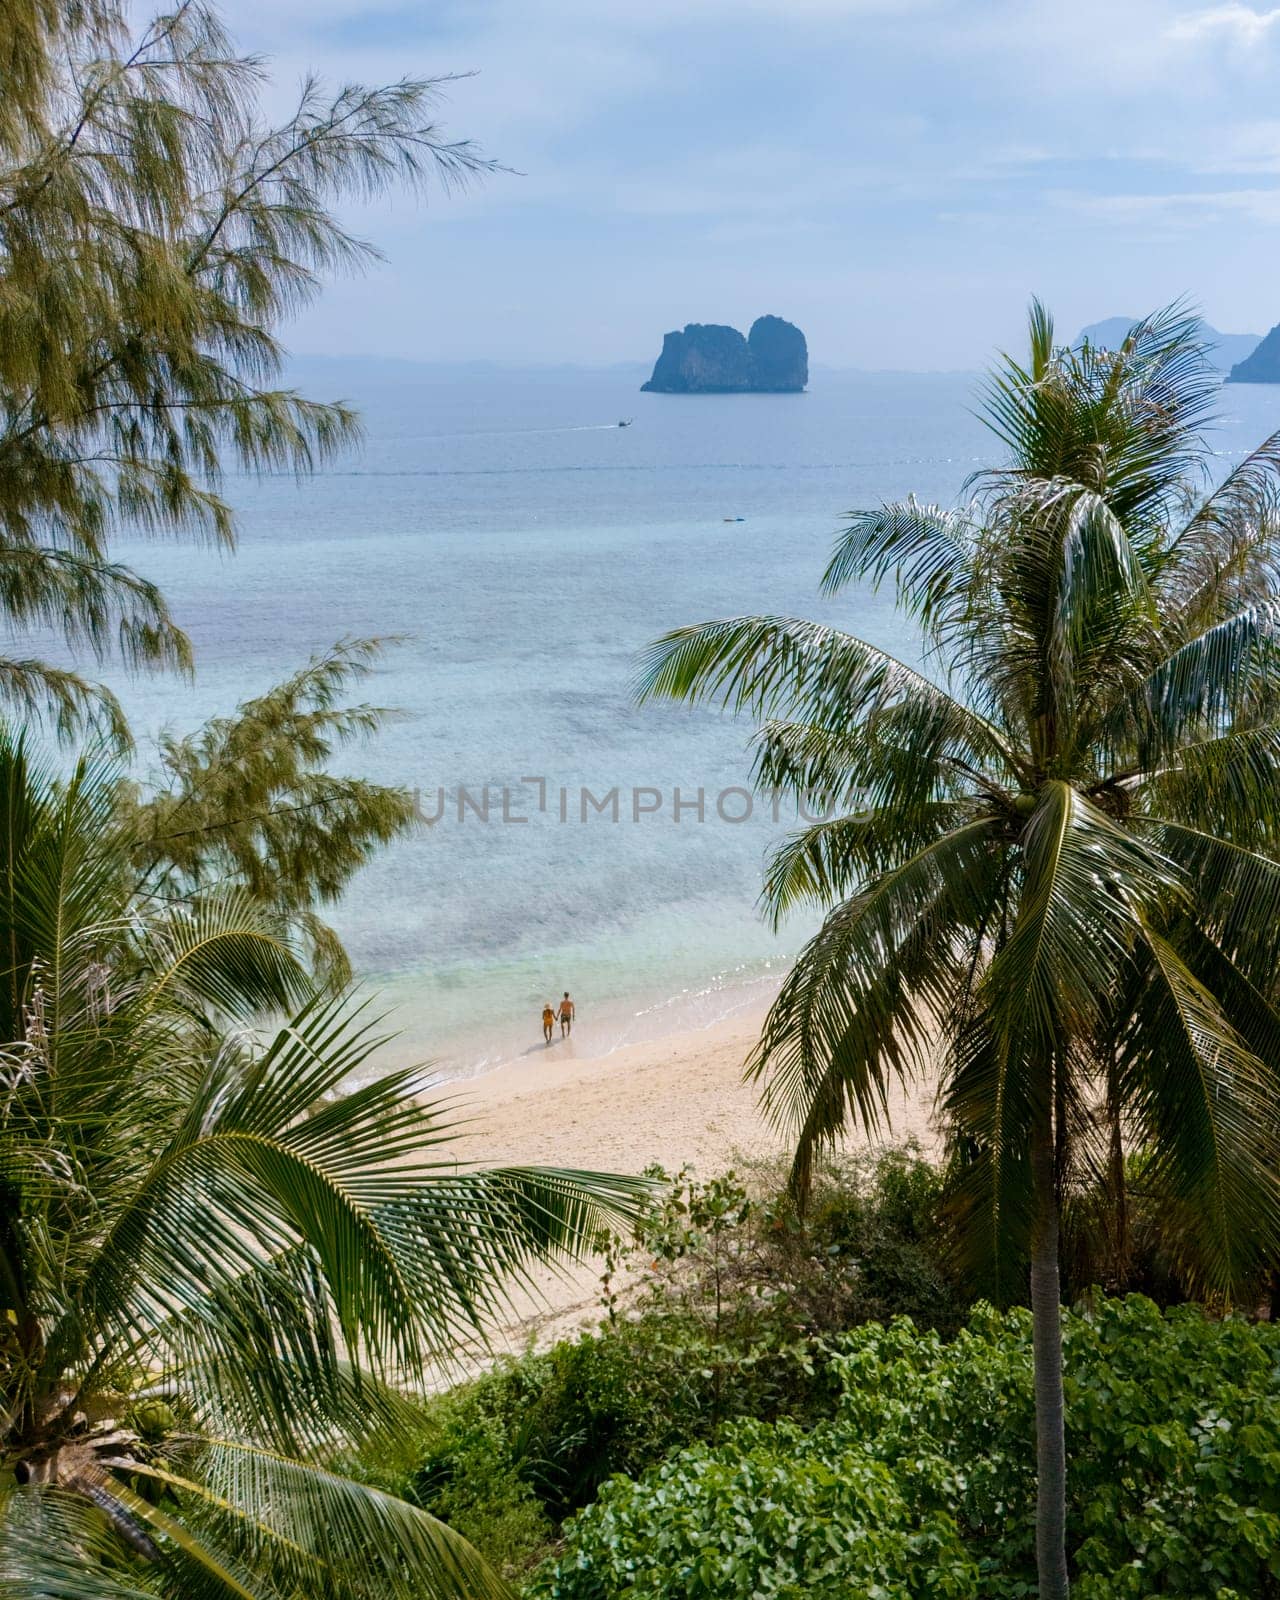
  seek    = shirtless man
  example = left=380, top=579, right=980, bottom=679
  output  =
left=558, top=991, right=575, bottom=1037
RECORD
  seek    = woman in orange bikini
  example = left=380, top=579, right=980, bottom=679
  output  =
left=541, top=1002, right=556, bottom=1043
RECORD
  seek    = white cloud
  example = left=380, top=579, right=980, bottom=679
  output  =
left=1187, top=118, right=1280, bottom=171
left=1053, top=186, right=1280, bottom=230
left=1168, top=4, right=1280, bottom=42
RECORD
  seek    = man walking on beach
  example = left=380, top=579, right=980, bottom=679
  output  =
left=558, top=992, right=575, bottom=1037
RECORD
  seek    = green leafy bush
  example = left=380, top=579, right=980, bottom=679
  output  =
left=348, top=1331, right=724, bottom=1576
left=404, top=1376, right=554, bottom=1576
left=533, top=1420, right=977, bottom=1600
left=759, top=1145, right=964, bottom=1336
left=599, top=1168, right=834, bottom=1434
left=352, top=1150, right=968, bottom=1576
left=1066, top=1300, right=1280, bottom=1595
left=598, top=1150, right=961, bottom=1401
left=446, top=1331, right=702, bottom=1521
left=534, top=1298, right=1280, bottom=1599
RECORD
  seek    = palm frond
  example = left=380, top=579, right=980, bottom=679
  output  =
left=163, top=1250, right=417, bottom=1457
left=0, top=1484, right=162, bottom=1599
left=128, top=1443, right=511, bottom=1600
left=637, top=614, right=1022, bottom=778
left=1135, top=724, right=1280, bottom=844
left=97, top=1477, right=264, bottom=1600
left=755, top=685, right=1007, bottom=814
left=940, top=1010, right=1036, bottom=1301
left=0, top=733, right=132, bottom=1043
left=988, top=784, right=1174, bottom=1054
left=751, top=818, right=1002, bottom=1197
left=1139, top=818, right=1280, bottom=988
left=1097, top=601, right=1280, bottom=769
left=761, top=802, right=974, bottom=923
left=140, top=890, right=315, bottom=1021
left=80, top=995, right=646, bottom=1387
left=979, top=300, right=1216, bottom=530
left=1118, top=927, right=1280, bottom=1296
left=1160, top=427, right=1280, bottom=628
left=821, top=496, right=977, bottom=649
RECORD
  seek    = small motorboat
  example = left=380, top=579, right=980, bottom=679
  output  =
left=617, top=418, right=633, bottom=427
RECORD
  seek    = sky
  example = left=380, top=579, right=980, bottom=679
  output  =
left=213, top=0, right=1280, bottom=370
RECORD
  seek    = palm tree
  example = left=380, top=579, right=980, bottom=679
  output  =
left=0, top=732, right=642, bottom=1599
left=638, top=305, right=1280, bottom=1598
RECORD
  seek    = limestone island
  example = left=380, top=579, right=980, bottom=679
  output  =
left=641, top=315, right=808, bottom=393
left=1227, top=321, right=1280, bottom=383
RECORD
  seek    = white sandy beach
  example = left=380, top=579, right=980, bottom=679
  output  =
left=433, top=1002, right=942, bottom=1358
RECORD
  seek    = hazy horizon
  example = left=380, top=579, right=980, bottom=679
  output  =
left=281, top=349, right=985, bottom=376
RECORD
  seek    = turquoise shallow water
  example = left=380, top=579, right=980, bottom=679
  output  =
left=53, top=366, right=1280, bottom=1077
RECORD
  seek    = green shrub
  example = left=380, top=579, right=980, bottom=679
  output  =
left=351, top=1149, right=968, bottom=1576
left=1066, top=1300, right=1280, bottom=1596
left=759, top=1145, right=965, bottom=1336
left=593, top=1150, right=961, bottom=1421
left=351, top=1328, right=730, bottom=1575
left=481, top=1330, right=703, bottom=1520
left=534, top=1298, right=1280, bottom=1599
left=532, top=1419, right=977, bottom=1600
left=404, top=1375, right=553, bottom=1576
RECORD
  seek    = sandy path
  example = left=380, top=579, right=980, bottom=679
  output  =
left=426, top=1003, right=940, bottom=1361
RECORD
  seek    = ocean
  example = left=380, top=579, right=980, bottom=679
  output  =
left=76, top=364, right=1280, bottom=1078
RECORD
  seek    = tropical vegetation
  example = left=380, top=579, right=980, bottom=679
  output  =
left=639, top=305, right=1280, bottom=1596
left=0, top=732, right=642, bottom=1598
left=4, top=3, right=1279, bottom=1592
left=336, top=1156, right=1280, bottom=1597
left=0, top=4, right=656, bottom=1597
left=536, top=1297, right=1280, bottom=1600
left=338, top=1149, right=971, bottom=1583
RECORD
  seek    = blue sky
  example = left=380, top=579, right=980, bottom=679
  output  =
left=218, top=0, right=1280, bottom=369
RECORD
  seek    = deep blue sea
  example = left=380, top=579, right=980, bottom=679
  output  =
left=75, top=365, right=1280, bottom=1076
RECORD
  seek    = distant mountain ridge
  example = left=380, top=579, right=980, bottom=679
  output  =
left=282, top=353, right=651, bottom=385
left=1225, top=322, right=1280, bottom=383
left=1076, top=317, right=1261, bottom=373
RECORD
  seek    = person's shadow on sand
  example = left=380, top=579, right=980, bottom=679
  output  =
left=519, top=1035, right=579, bottom=1060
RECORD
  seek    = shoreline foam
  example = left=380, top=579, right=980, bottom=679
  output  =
left=361, top=956, right=798, bottom=1087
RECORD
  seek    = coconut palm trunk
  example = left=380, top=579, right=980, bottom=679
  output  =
left=1031, top=1113, right=1069, bottom=1599
left=1103, top=1043, right=1130, bottom=1284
